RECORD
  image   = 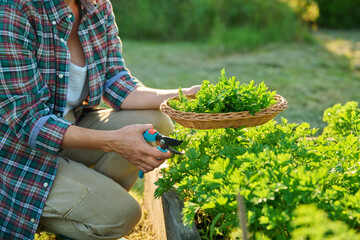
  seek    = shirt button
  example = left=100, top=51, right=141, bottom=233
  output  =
left=67, top=14, right=72, bottom=19
left=43, top=182, right=49, bottom=188
left=51, top=20, right=56, bottom=25
left=30, top=218, right=35, bottom=223
left=58, top=74, right=64, bottom=79
left=56, top=113, right=62, bottom=117
left=60, top=38, right=66, bottom=43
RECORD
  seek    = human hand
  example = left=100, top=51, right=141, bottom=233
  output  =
left=181, top=85, right=201, bottom=95
left=104, top=124, right=172, bottom=173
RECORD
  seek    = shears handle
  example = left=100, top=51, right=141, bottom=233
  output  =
left=143, top=128, right=158, bottom=142
left=139, top=129, right=167, bottom=179
left=138, top=146, right=167, bottom=179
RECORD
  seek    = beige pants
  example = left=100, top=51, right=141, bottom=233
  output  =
left=39, top=109, right=174, bottom=240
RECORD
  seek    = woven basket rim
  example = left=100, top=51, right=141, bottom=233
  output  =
left=160, top=94, right=287, bottom=117
left=160, top=94, right=287, bottom=129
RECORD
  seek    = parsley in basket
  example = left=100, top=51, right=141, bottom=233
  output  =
left=169, top=69, right=277, bottom=115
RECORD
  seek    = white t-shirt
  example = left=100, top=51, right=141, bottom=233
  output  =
left=63, top=62, right=89, bottom=116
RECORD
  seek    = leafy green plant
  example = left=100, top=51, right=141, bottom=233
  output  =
left=291, top=204, right=360, bottom=240
left=168, top=69, right=277, bottom=115
left=34, top=232, right=56, bottom=240
left=322, top=101, right=360, bottom=138
left=230, top=204, right=360, bottom=240
left=155, top=107, right=360, bottom=239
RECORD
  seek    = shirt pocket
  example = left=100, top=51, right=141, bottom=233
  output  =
left=42, top=173, right=89, bottom=220
left=88, top=16, right=107, bottom=59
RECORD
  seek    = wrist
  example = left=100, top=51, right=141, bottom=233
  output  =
left=62, top=125, right=113, bottom=151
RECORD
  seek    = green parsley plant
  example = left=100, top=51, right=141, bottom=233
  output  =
left=169, top=69, right=277, bottom=115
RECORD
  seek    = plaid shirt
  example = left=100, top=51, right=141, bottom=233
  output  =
left=0, top=0, right=142, bottom=239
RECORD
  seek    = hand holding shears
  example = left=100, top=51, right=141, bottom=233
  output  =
left=139, top=128, right=184, bottom=179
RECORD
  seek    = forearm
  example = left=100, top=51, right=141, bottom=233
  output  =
left=120, top=86, right=199, bottom=110
left=61, top=124, right=173, bottom=173
left=120, top=87, right=177, bottom=110
left=61, top=125, right=111, bottom=151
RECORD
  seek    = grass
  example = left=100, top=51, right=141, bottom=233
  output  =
left=122, top=29, right=360, bottom=134
left=35, top=29, right=360, bottom=239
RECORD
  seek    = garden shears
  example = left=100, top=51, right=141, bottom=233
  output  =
left=138, top=128, right=185, bottom=179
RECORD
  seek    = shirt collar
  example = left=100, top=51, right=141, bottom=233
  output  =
left=44, top=0, right=96, bottom=25
left=79, top=0, right=97, bottom=15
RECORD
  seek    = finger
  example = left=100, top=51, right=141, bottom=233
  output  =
left=138, top=164, right=154, bottom=173
left=153, top=149, right=172, bottom=160
left=147, top=156, right=167, bottom=168
left=134, top=156, right=154, bottom=172
left=139, top=141, right=173, bottom=160
left=136, top=124, right=155, bottom=134
left=137, top=158, right=166, bottom=173
left=135, top=153, right=166, bottom=168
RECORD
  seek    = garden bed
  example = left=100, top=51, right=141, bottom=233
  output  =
left=153, top=101, right=360, bottom=239
left=144, top=167, right=200, bottom=240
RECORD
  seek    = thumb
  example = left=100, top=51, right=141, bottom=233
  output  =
left=139, top=124, right=155, bottom=132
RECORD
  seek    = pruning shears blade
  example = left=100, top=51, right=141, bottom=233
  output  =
left=157, top=135, right=185, bottom=155
left=168, top=146, right=185, bottom=155
left=143, top=129, right=185, bottom=154
left=157, top=135, right=183, bottom=147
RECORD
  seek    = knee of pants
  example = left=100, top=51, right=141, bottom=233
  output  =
left=79, top=196, right=142, bottom=239
left=148, top=111, right=174, bottom=136
left=40, top=180, right=143, bottom=239
left=105, top=196, right=142, bottom=237
left=95, top=109, right=174, bottom=136
left=111, top=196, right=142, bottom=236
left=123, top=198, right=142, bottom=234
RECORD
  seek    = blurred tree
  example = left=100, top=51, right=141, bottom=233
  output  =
left=314, top=0, right=360, bottom=28
left=280, top=0, right=319, bottom=29
left=111, top=0, right=311, bottom=50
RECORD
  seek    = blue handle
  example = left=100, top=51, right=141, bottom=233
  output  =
left=138, top=146, right=168, bottom=179
left=139, top=129, right=166, bottom=179
left=143, top=129, right=159, bottom=142
left=156, top=146, right=168, bottom=153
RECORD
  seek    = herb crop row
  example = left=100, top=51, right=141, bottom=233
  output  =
left=155, top=102, right=360, bottom=239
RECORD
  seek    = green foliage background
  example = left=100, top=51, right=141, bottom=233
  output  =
left=111, top=0, right=310, bottom=51
left=314, top=0, right=360, bottom=29
left=111, top=0, right=359, bottom=48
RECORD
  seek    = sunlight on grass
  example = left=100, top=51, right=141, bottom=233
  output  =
left=315, top=30, right=360, bottom=73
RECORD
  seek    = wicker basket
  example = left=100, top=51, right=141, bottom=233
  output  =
left=160, top=94, right=288, bottom=129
